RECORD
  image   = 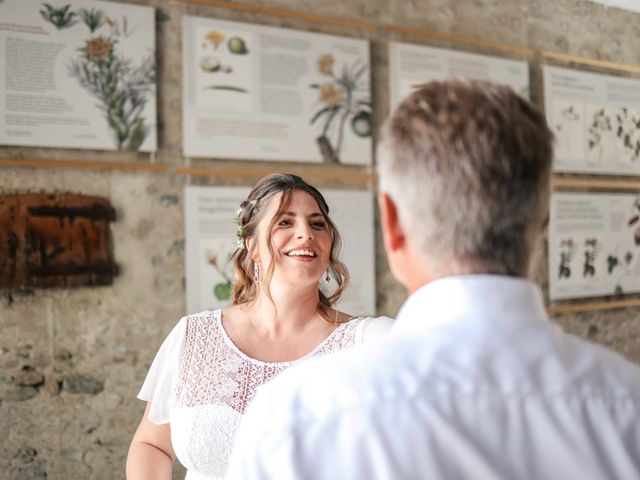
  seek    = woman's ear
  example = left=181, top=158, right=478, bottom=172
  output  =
left=246, top=236, right=259, bottom=262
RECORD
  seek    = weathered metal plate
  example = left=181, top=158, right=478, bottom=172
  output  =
left=0, top=194, right=118, bottom=290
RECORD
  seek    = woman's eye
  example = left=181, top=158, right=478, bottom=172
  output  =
left=312, top=221, right=327, bottom=229
left=278, top=219, right=292, bottom=226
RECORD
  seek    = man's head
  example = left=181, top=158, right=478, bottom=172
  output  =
left=378, top=80, right=553, bottom=292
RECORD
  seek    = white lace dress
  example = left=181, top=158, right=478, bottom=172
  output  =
left=138, top=309, right=393, bottom=479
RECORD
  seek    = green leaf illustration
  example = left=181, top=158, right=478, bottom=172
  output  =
left=214, top=282, right=232, bottom=301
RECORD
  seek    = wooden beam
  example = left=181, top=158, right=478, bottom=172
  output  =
left=0, top=159, right=166, bottom=172
left=383, top=23, right=534, bottom=56
left=548, top=298, right=640, bottom=315
left=175, top=166, right=377, bottom=181
left=178, top=0, right=377, bottom=30
left=541, top=50, right=640, bottom=75
left=552, top=177, right=640, bottom=191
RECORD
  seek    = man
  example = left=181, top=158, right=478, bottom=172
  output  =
left=226, top=80, right=640, bottom=479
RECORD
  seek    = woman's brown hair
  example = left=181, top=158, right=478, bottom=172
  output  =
left=231, top=174, right=349, bottom=321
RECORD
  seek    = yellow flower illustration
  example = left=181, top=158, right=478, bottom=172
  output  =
left=319, top=83, right=342, bottom=107
left=205, top=31, right=225, bottom=49
left=83, top=36, right=113, bottom=62
left=317, top=54, right=335, bottom=76
left=309, top=56, right=370, bottom=163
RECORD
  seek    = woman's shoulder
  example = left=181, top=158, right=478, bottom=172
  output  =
left=173, top=309, right=223, bottom=344
left=183, top=308, right=221, bottom=320
left=182, top=308, right=221, bottom=327
left=350, top=315, right=395, bottom=344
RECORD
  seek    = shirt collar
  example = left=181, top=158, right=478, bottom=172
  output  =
left=393, top=274, right=548, bottom=335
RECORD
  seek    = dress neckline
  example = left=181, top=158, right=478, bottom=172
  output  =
left=213, top=309, right=361, bottom=366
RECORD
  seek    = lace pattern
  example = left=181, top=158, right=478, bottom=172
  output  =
left=174, top=309, right=362, bottom=414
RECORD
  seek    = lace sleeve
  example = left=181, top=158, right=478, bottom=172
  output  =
left=356, top=316, right=394, bottom=344
left=137, top=317, right=187, bottom=424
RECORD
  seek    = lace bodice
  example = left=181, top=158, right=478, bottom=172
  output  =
left=175, top=309, right=364, bottom=414
left=138, top=309, right=393, bottom=480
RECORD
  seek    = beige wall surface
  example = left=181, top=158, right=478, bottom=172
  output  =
left=2, top=0, right=640, bottom=478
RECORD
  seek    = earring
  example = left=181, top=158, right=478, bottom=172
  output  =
left=254, top=262, right=260, bottom=282
left=325, top=269, right=331, bottom=282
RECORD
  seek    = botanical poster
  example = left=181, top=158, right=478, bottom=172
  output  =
left=549, top=192, right=640, bottom=300
left=545, top=66, right=640, bottom=175
left=182, top=16, right=372, bottom=165
left=389, top=42, right=529, bottom=109
left=0, top=0, right=156, bottom=151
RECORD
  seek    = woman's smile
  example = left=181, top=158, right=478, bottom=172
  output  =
left=285, top=248, right=318, bottom=261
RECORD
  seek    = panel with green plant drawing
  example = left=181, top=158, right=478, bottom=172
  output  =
left=182, top=15, right=371, bottom=165
left=549, top=192, right=640, bottom=300
left=0, top=0, right=156, bottom=152
left=545, top=66, right=640, bottom=175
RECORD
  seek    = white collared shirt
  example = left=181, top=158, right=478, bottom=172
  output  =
left=227, top=275, right=640, bottom=480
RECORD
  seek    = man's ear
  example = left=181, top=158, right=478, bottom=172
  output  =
left=378, top=193, right=405, bottom=252
left=541, top=213, right=550, bottom=231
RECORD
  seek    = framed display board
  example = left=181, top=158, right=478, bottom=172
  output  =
left=544, top=65, right=640, bottom=175
left=389, top=42, right=529, bottom=108
left=549, top=191, right=640, bottom=300
left=182, top=15, right=372, bottom=165
left=0, top=0, right=157, bottom=152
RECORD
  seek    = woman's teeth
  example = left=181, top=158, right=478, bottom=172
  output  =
left=287, top=249, right=315, bottom=257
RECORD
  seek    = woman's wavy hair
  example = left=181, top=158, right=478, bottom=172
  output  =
left=231, top=174, right=349, bottom=321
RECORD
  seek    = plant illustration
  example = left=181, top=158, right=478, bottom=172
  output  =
left=587, top=108, right=612, bottom=160
left=614, top=107, right=640, bottom=162
left=200, top=56, right=233, bottom=74
left=205, top=31, right=225, bottom=49
left=104, top=15, right=136, bottom=38
left=310, top=53, right=371, bottom=163
left=227, top=36, right=248, bottom=54
left=583, top=238, right=599, bottom=278
left=610, top=251, right=634, bottom=275
left=204, top=86, right=248, bottom=93
left=627, top=196, right=640, bottom=245
left=79, top=7, right=105, bottom=33
left=40, top=3, right=77, bottom=29
left=555, top=104, right=580, bottom=133
left=200, top=31, right=248, bottom=93
left=558, top=238, right=574, bottom=279
left=206, top=251, right=234, bottom=302
left=69, top=36, right=155, bottom=150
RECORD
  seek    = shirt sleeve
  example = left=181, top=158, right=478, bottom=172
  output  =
left=137, top=317, right=187, bottom=425
left=357, top=316, right=394, bottom=344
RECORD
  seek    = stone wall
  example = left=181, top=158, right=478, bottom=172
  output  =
left=1, top=0, right=639, bottom=478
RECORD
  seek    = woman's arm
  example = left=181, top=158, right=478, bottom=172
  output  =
left=126, top=403, right=176, bottom=480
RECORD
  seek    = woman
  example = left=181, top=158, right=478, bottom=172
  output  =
left=126, top=174, right=393, bottom=479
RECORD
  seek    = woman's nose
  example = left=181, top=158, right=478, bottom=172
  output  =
left=296, top=225, right=314, bottom=240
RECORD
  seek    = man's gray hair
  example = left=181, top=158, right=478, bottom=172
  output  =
left=378, top=80, right=553, bottom=277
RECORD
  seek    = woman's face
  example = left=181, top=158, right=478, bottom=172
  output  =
left=250, top=189, right=332, bottom=288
